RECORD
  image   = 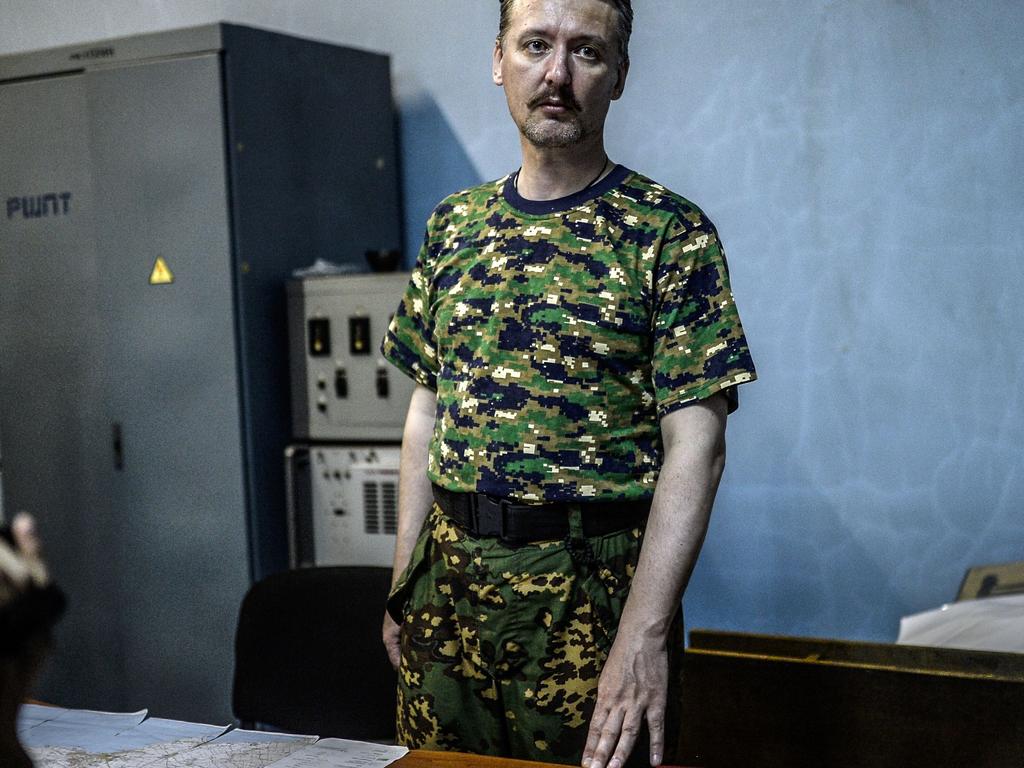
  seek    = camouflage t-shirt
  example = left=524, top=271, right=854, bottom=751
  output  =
left=382, top=165, right=756, bottom=502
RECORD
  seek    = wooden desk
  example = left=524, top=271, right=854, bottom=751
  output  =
left=678, top=629, right=1024, bottom=768
left=396, top=750, right=566, bottom=768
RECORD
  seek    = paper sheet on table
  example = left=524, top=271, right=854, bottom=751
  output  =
left=155, top=728, right=318, bottom=767
left=17, top=703, right=70, bottom=733
left=24, top=710, right=229, bottom=768
left=265, top=737, right=408, bottom=767
left=18, top=705, right=148, bottom=747
left=897, top=593, right=1024, bottom=653
left=18, top=705, right=402, bottom=768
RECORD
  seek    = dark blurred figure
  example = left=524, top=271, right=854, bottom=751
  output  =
left=0, top=514, right=65, bottom=768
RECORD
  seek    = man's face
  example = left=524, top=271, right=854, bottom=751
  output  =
left=493, top=0, right=628, bottom=149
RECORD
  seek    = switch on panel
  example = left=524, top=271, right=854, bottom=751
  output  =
left=335, top=369, right=349, bottom=398
left=349, top=316, right=371, bottom=355
left=308, top=318, right=331, bottom=357
left=376, top=367, right=389, bottom=398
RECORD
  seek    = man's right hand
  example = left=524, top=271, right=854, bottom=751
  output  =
left=382, top=610, right=401, bottom=669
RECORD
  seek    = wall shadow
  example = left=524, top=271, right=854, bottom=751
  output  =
left=396, top=93, right=483, bottom=265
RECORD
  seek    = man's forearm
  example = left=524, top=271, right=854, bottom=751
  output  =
left=391, top=384, right=437, bottom=586
left=617, top=395, right=728, bottom=639
left=582, top=394, right=728, bottom=768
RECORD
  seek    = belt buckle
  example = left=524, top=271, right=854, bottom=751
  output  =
left=473, top=493, right=508, bottom=538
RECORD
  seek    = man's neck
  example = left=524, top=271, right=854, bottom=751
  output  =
left=515, top=139, right=611, bottom=201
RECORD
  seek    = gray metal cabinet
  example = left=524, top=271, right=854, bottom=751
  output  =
left=0, top=24, right=400, bottom=722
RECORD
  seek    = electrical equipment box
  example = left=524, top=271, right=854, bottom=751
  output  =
left=287, top=273, right=414, bottom=440
left=0, top=24, right=400, bottom=723
left=287, top=445, right=400, bottom=568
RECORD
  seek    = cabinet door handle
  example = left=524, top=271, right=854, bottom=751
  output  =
left=112, top=423, right=124, bottom=470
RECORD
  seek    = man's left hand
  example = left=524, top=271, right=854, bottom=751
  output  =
left=582, top=633, right=668, bottom=768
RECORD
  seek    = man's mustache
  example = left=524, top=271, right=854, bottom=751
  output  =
left=527, top=90, right=581, bottom=111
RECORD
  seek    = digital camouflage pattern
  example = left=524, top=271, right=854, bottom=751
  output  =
left=388, top=505, right=685, bottom=765
left=382, top=165, right=756, bottom=503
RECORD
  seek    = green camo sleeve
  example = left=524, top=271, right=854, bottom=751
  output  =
left=651, top=214, right=756, bottom=416
left=381, top=220, right=440, bottom=391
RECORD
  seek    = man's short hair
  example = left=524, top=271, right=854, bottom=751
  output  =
left=497, top=0, right=633, bottom=67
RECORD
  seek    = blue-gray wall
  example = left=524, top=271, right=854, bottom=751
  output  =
left=2, top=1, right=1022, bottom=644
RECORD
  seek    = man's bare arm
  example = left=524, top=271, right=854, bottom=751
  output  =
left=582, top=393, right=728, bottom=768
left=382, top=383, right=437, bottom=669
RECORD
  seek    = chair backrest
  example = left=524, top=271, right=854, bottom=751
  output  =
left=232, top=566, right=396, bottom=740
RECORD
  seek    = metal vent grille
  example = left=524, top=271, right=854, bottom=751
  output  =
left=364, top=480, right=398, bottom=535
left=381, top=481, right=397, bottom=534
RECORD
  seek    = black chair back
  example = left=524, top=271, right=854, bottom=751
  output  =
left=232, top=566, right=396, bottom=740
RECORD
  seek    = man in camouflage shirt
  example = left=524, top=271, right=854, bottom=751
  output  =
left=381, top=1, right=756, bottom=766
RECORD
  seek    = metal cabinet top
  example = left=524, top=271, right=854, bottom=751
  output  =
left=0, top=23, right=381, bottom=83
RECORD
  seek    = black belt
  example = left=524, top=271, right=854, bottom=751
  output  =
left=431, top=484, right=650, bottom=546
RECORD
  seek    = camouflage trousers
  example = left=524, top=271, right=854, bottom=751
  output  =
left=387, top=504, right=684, bottom=766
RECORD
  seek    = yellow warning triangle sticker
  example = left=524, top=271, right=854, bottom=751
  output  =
left=149, top=256, right=174, bottom=285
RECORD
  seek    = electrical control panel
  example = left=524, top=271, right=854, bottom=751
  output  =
left=287, top=273, right=414, bottom=440
left=287, top=444, right=400, bottom=568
